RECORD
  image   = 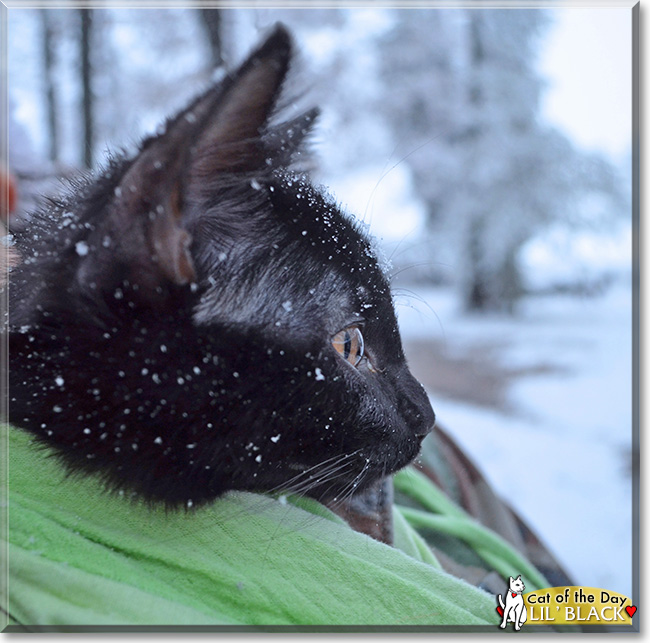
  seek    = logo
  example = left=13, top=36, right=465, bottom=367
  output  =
left=497, top=575, right=527, bottom=630
left=496, top=576, right=637, bottom=630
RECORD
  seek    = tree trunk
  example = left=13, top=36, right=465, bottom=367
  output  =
left=40, top=10, right=59, bottom=164
left=79, top=9, right=94, bottom=168
left=463, top=12, right=527, bottom=314
left=497, top=249, right=523, bottom=314
left=198, top=9, right=224, bottom=69
left=464, top=215, right=489, bottom=311
left=463, top=12, right=489, bottom=312
left=468, top=11, right=485, bottom=108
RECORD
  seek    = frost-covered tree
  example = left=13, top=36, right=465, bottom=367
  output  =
left=378, top=9, right=465, bottom=209
left=381, top=9, right=626, bottom=312
left=9, top=7, right=626, bottom=303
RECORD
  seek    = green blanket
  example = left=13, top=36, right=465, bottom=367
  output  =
left=3, top=425, right=499, bottom=628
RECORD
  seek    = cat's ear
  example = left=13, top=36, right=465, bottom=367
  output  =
left=262, top=107, right=320, bottom=166
left=83, top=26, right=293, bottom=302
left=187, top=24, right=292, bottom=180
left=517, top=575, right=522, bottom=580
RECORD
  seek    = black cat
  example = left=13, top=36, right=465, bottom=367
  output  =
left=6, top=25, right=435, bottom=508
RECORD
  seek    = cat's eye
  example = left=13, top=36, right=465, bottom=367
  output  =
left=332, top=326, right=365, bottom=367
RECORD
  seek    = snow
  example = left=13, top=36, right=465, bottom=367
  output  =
left=397, top=281, right=633, bottom=597
left=520, top=221, right=632, bottom=291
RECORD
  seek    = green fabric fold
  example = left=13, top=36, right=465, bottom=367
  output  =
left=394, top=468, right=550, bottom=591
left=4, top=425, right=498, bottom=627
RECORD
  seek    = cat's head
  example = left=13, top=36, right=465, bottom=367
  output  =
left=9, top=25, right=435, bottom=506
left=509, top=576, right=526, bottom=593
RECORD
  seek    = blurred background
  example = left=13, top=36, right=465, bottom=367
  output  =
left=6, top=6, right=634, bottom=597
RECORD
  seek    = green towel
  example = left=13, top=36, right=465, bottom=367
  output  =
left=3, top=425, right=498, bottom=627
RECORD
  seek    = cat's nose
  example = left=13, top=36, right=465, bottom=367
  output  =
left=414, top=404, right=436, bottom=439
left=396, top=369, right=436, bottom=439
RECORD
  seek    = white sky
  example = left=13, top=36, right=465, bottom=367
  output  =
left=537, top=7, right=633, bottom=162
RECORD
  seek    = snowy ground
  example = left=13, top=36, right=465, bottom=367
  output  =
left=395, top=280, right=633, bottom=598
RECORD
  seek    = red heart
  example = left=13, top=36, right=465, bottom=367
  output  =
left=512, top=593, right=517, bottom=597
left=626, top=605, right=637, bottom=618
left=496, top=606, right=504, bottom=617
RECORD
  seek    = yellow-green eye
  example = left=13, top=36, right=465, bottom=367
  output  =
left=332, top=326, right=364, bottom=367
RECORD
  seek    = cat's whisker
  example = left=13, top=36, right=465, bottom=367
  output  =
left=266, top=461, right=337, bottom=493
left=266, top=449, right=364, bottom=496
left=389, top=261, right=450, bottom=282
left=277, top=456, right=359, bottom=498
left=392, top=287, right=446, bottom=340
left=281, top=457, right=365, bottom=500
left=258, top=457, right=366, bottom=555
left=361, top=134, right=443, bottom=226
left=361, top=142, right=401, bottom=227
left=386, top=231, right=455, bottom=264
left=325, top=458, right=372, bottom=509
left=380, top=459, right=388, bottom=482
left=275, top=457, right=370, bottom=534
left=155, top=452, right=366, bottom=539
left=309, top=461, right=365, bottom=502
left=292, top=449, right=362, bottom=475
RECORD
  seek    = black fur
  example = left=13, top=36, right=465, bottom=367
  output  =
left=7, top=25, right=435, bottom=507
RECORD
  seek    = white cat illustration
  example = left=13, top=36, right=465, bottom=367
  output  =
left=498, top=575, right=528, bottom=631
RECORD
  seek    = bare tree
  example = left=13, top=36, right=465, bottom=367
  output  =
left=40, top=10, right=59, bottom=164
left=79, top=9, right=94, bottom=168
left=198, top=9, right=224, bottom=69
